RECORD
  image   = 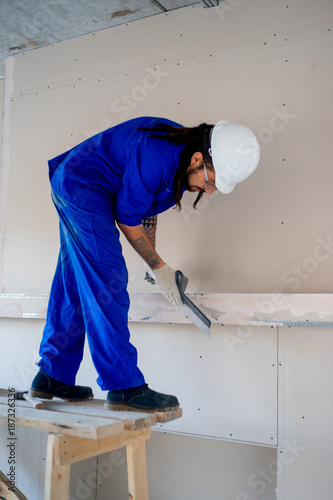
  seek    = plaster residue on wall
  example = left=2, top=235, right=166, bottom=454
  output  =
left=9, top=40, right=44, bottom=51
left=111, top=9, right=138, bottom=19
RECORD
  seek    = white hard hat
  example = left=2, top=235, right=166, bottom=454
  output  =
left=209, top=120, right=260, bottom=194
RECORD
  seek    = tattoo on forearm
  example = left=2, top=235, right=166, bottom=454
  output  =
left=131, top=236, right=160, bottom=269
left=141, top=215, right=157, bottom=249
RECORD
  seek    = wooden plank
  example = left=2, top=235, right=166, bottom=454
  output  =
left=35, top=400, right=156, bottom=431
left=154, top=408, right=183, bottom=423
left=53, top=428, right=150, bottom=467
left=67, top=398, right=183, bottom=424
left=1, top=292, right=333, bottom=327
left=0, top=470, right=27, bottom=500
left=44, top=434, right=70, bottom=500
left=0, top=396, right=157, bottom=430
left=0, top=395, right=182, bottom=425
left=127, top=438, right=149, bottom=500
left=0, top=404, right=124, bottom=440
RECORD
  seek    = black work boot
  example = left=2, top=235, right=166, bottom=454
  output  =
left=29, top=370, right=93, bottom=402
left=104, top=384, right=179, bottom=412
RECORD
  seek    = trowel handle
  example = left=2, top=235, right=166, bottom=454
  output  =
left=175, top=270, right=189, bottom=294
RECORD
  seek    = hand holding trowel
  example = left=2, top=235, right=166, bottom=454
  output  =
left=145, top=265, right=211, bottom=337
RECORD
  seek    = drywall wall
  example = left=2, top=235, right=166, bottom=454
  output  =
left=0, top=77, right=4, bottom=294
left=0, top=0, right=287, bottom=441
left=1, top=1, right=333, bottom=499
left=277, top=327, right=333, bottom=499
left=1, top=1, right=333, bottom=295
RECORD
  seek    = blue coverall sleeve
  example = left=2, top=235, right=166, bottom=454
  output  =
left=115, top=143, right=170, bottom=226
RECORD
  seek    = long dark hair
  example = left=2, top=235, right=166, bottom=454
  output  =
left=138, top=122, right=214, bottom=209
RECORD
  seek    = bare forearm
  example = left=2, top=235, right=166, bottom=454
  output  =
left=118, top=222, right=164, bottom=270
left=141, top=215, right=157, bottom=249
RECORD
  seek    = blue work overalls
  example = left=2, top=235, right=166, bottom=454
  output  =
left=39, top=117, right=184, bottom=390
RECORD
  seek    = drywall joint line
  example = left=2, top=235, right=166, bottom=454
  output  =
left=276, top=327, right=280, bottom=449
left=12, top=23, right=328, bottom=99
left=280, top=321, right=333, bottom=328
left=2, top=294, right=333, bottom=327
left=10, top=19, right=330, bottom=99
left=152, top=428, right=278, bottom=448
left=0, top=293, right=48, bottom=298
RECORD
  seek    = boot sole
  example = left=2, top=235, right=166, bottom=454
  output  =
left=29, top=389, right=94, bottom=402
left=104, top=402, right=179, bottom=413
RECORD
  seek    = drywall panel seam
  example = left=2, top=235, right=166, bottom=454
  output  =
left=10, top=63, right=173, bottom=99
left=1, top=293, right=333, bottom=326
left=10, top=22, right=331, bottom=99
left=277, top=326, right=280, bottom=450
left=151, top=428, right=278, bottom=448
left=0, top=56, right=15, bottom=292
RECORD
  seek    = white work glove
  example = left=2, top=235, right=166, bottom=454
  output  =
left=144, top=263, right=156, bottom=285
left=149, top=264, right=183, bottom=306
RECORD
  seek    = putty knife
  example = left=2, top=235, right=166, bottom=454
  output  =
left=175, top=270, right=211, bottom=338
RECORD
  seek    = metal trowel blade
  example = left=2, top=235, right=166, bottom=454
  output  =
left=175, top=270, right=211, bottom=338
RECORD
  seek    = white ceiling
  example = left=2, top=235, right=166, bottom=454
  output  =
left=0, top=0, right=209, bottom=79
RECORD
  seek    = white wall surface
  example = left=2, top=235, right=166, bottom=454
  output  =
left=277, top=327, right=333, bottom=499
left=0, top=2, right=333, bottom=499
left=0, top=79, right=3, bottom=140
left=1, top=0, right=333, bottom=295
left=0, top=77, right=4, bottom=294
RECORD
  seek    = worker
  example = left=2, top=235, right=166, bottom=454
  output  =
left=29, top=116, right=260, bottom=412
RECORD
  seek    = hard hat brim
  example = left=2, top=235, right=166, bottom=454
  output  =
left=215, top=179, right=236, bottom=194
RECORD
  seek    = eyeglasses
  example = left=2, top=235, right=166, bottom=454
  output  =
left=203, top=161, right=211, bottom=189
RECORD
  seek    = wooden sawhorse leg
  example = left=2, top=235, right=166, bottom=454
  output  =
left=44, top=428, right=150, bottom=500
left=44, top=433, right=70, bottom=500
left=127, top=436, right=149, bottom=499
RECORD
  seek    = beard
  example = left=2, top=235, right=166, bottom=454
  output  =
left=183, top=172, right=205, bottom=208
